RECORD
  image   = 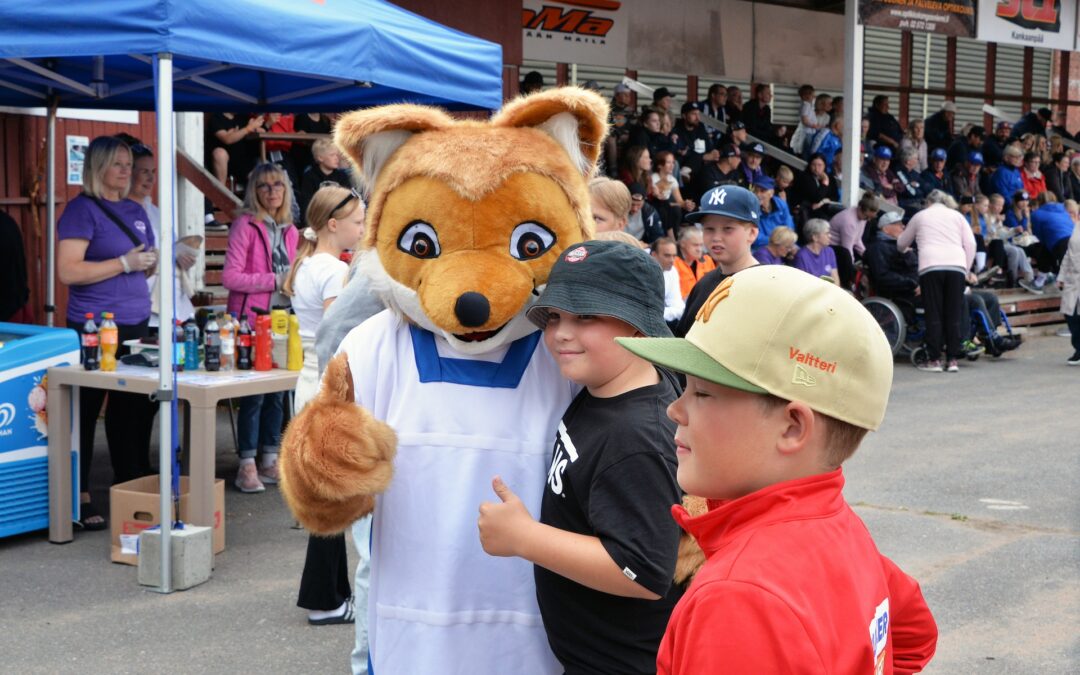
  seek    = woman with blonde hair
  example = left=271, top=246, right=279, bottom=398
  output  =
left=753, top=225, right=797, bottom=266
left=283, top=184, right=367, bottom=626
left=56, top=135, right=159, bottom=529
left=223, top=161, right=299, bottom=492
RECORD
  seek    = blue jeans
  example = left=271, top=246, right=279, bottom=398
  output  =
left=236, top=392, right=284, bottom=459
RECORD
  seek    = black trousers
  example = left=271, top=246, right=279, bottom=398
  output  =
left=919, top=270, right=966, bottom=360
left=1035, top=237, right=1070, bottom=275
left=67, top=318, right=158, bottom=490
left=832, top=245, right=856, bottom=289
left=297, top=532, right=351, bottom=610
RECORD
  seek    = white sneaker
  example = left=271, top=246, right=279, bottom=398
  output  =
left=1056, top=327, right=1072, bottom=338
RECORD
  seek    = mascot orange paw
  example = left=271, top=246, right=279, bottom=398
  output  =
left=674, top=495, right=708, bottom=585
left=280, top=353, right=397, bottom=534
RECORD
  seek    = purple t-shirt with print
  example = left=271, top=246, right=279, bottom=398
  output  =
left=58, top=194, right=156, bottom=324
left=793, top=245, right=837, bottom=279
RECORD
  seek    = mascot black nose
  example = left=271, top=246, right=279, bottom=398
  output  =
left=455, top=292, right=490, bottom=328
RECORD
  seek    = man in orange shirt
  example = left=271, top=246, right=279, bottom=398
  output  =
left=673, top=227, right=715, bottom=299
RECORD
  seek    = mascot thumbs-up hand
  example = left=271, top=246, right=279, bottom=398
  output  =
left=280, top=353, right=397, bottom=534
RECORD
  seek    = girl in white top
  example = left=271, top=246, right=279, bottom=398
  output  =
left=282, top=184, right=367, bottom=630
left=284, top=184, right=365, bottom=412
left=650, top=151, right=694, bottom=211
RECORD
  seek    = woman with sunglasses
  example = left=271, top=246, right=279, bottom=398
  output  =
left=223, top=162, right=300, bottom=492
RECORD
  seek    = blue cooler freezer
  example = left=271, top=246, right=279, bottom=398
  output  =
left=0, top=323, right=80, bottom=538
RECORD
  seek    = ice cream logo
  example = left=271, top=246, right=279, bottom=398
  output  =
left=29, top=375, right=48, bottom=440
left=0, top=402, right=15, bottom=437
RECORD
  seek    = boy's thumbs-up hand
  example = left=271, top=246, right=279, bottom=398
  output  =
left=478, top=476, right=535, bottom=557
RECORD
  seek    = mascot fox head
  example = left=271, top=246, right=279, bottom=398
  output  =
left=335, top=88, right=608, bottom=354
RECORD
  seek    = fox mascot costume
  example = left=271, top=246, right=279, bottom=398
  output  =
left=280, top=88, right=608, bottom=673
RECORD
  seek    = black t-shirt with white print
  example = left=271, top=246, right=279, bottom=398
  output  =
left=535, top=368, right=683, bottom=675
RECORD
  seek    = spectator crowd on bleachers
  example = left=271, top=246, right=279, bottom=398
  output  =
left=200, top=74, right=1080, bottom=369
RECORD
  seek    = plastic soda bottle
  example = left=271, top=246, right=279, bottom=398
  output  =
left=174, top=320, right=186, bottom=371
left=100, top=312, right=118, bottom=371
left=184, top=321, right=199, bottom=370
left=236, top=315, right=253, bottom=370
left=219, top=313, right=235, bottom=371
left=270, top=307, right=288, bottom=368
left=286, top=312, right=302, bottom=371
left=81, top=312, right=100, bottom=371
left=204, top=314, right=221, bottom=371
left=254, top=310, right=273, bottom=371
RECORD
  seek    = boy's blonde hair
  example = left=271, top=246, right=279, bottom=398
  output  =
left=758, top=394, right=868, bottom=468
left=312, top=138, right=336, bottom=162
left=595, top=230, right=646, bottom=248
left=588, top=177, right=631, bottom=220
left=282, top=185, right=362, bottom=296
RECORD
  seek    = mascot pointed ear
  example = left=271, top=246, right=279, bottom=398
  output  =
left=491, top=88, right=609, bottom=178
left=334, top=105, right=456, bottom=192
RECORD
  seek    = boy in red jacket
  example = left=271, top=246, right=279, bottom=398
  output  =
left=618, top=265, right=937, bottom=674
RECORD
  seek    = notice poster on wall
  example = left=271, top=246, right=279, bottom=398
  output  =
left=522, top=0, right=629, bottom=68
left=858, top=0, right=976, bottom=37
left=66, top=135, right=89, bottom=186
left=978, top=0, right=1078, bottom=50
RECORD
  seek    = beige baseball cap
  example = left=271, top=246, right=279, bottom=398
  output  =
left=616, top=265, right=894, bottom=430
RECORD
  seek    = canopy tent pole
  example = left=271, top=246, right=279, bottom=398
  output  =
left=842, top=0, right=864, bottom=209
left=153, top=52, right=176, bottom=594
left=45, top=98, right=57, bottom=326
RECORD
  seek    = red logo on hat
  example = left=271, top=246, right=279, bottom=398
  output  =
left=564, top=246, right=589, bottom=263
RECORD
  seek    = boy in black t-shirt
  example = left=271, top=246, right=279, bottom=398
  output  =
left=478, top=240, right=683, bottom=674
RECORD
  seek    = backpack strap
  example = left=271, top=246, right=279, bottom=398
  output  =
left=87, top=195, right=142, bottom=248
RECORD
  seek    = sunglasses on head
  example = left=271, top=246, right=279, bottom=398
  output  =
left=331, top=187, right=363, bottom=215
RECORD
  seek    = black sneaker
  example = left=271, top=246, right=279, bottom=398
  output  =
left=1068, top=352, right=1080, bottom=366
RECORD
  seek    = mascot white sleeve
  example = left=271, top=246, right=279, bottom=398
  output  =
left=279, top=88, right=608, bottom=674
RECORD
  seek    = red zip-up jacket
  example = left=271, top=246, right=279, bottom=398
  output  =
left=657, top=470, right=937, bottom=674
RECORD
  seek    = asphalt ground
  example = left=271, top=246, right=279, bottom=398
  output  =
left=1, top=334, right=1076, bottom=673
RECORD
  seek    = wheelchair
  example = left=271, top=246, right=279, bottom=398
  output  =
left=856, top=269, right=1019, bottom=367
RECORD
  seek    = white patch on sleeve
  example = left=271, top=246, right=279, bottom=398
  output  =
left=869, top=597, right=890, bottom=674
left=622, top=567, right=637, bottom=581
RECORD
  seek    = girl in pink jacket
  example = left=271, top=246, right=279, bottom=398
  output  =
left=223, top=162, right=299, bottom=492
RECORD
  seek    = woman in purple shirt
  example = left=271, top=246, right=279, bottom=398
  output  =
left=794, top=218, right=840, bottom=284
left=57, top=135, right=160, bottom=530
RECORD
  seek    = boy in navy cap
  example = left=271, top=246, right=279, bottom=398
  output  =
left=674, top=185, right=761, bottom=336
left=478, top=240, right=684, bottom=674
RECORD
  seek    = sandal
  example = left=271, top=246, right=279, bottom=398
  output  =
left=77, top=501, right=108, bottom=531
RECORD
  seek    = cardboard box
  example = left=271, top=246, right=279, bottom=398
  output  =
left=110, top=475, right=225, bottom=565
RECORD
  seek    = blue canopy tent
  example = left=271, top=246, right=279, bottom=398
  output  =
left=0, top=0, right=502, bottom=592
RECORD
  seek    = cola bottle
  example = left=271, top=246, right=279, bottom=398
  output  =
left=236, top=315, right=253, bottom=370
left=81, top=312, right=100, bottom=371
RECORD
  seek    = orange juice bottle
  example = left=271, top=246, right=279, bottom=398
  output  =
left=100, top=312, right=119, bottom=371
